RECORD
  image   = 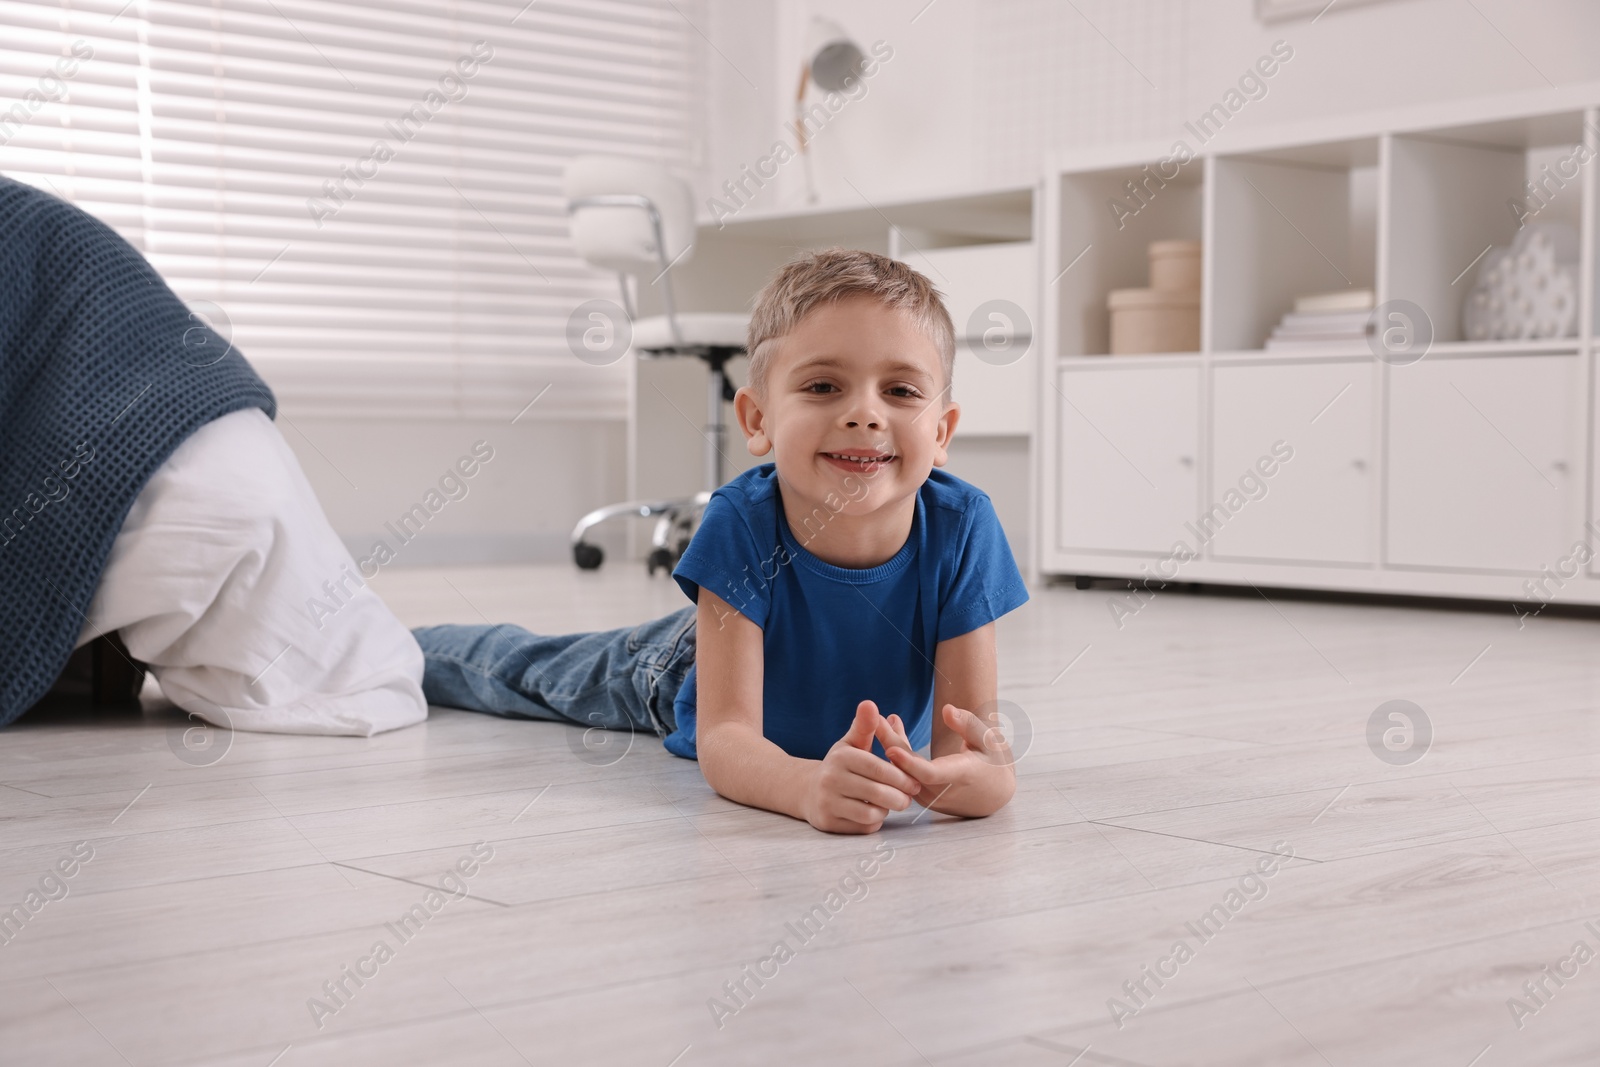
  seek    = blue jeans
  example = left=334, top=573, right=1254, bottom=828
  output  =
left=412, top=605, right=697, bottom=747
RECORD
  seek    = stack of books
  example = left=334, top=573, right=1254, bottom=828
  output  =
left=1264, top=289, right=1374, bottom=351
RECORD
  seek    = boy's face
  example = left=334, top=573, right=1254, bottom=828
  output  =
left=733, top=295, right=958, bottom=518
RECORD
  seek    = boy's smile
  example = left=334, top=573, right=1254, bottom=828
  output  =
left=733, top=294, right=959, bottom=569
left=819, top=450, right=895, bottom=474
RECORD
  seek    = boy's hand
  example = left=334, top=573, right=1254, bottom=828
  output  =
left=803, top=700, right=922, bottom=835
left=878, top=703, right=1016, bottom=815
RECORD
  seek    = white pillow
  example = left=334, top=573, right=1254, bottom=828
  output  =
left=77, top=408, right=427, bottom=736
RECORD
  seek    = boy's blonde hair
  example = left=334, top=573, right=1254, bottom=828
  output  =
left=744, top=247, right=956, bottom=401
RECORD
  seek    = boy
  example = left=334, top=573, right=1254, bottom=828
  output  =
left=414, top=248, right=1029, bottom=834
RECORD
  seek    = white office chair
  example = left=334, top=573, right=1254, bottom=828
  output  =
left=563, top=155, right=748, bottom=575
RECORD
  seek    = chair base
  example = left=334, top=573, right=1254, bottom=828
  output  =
left=570, top=491, right=711, bottom=575
left=573, top=343, right=742, bottom=575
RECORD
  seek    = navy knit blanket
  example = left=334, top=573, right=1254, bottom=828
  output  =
left=0, top=176, right=276, bottom=725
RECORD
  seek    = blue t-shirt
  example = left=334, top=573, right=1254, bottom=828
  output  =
left=664, top=463, right=1029, bottom=761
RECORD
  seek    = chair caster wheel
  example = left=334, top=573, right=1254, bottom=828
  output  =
left=573, top=543, right=604, bottom=570
left=646, top=547, right=674, bottom=576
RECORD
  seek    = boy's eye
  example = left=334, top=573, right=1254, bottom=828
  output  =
left=803, top=381, right=924, bottom=399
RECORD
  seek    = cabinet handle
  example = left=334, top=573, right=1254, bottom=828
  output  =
left=1178, top=455, right=1194, bottom=467
left=1551, top=459, right=1569, bottom=473
left=1351, top=458, right=1367, bottom=471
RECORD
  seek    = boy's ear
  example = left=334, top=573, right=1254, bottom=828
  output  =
left=931, top=400, right=959, bottom=467
left=733, top=385, right=772, bottom=457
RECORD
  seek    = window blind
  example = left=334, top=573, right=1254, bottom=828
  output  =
left=0, top=0, right=147, bottom=239
left=0, top=0, right=705, bottom=420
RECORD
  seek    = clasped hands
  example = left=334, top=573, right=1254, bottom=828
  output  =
left=801, top=698, right=1016, bottom=835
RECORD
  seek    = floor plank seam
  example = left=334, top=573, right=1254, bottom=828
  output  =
left=328, top=862, right=515, bottom=907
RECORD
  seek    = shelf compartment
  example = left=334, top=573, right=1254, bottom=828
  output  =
left=1208, top=138, right=1379, bottom=354
left=1384, top=112, right=1590, bottom=347
left=1051, top=162, right=1202, bottom=358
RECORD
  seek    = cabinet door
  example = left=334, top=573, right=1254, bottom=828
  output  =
left=1387, top=355, right=1579, bottom=572
left=1210, top=361, right=1374, bottom=565
left=1057, top=364, right=1199, bottom=554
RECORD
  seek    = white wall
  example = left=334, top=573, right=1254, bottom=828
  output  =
left=280, top=417, right=629, bottom=570
left=701, top=0, right=1600, bottom=215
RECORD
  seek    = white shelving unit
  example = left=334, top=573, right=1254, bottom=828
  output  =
left=1038, top=95, right=1600, bottom=604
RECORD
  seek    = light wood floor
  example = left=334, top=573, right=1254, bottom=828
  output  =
left=4, top=563, right=1599, bottom=1066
